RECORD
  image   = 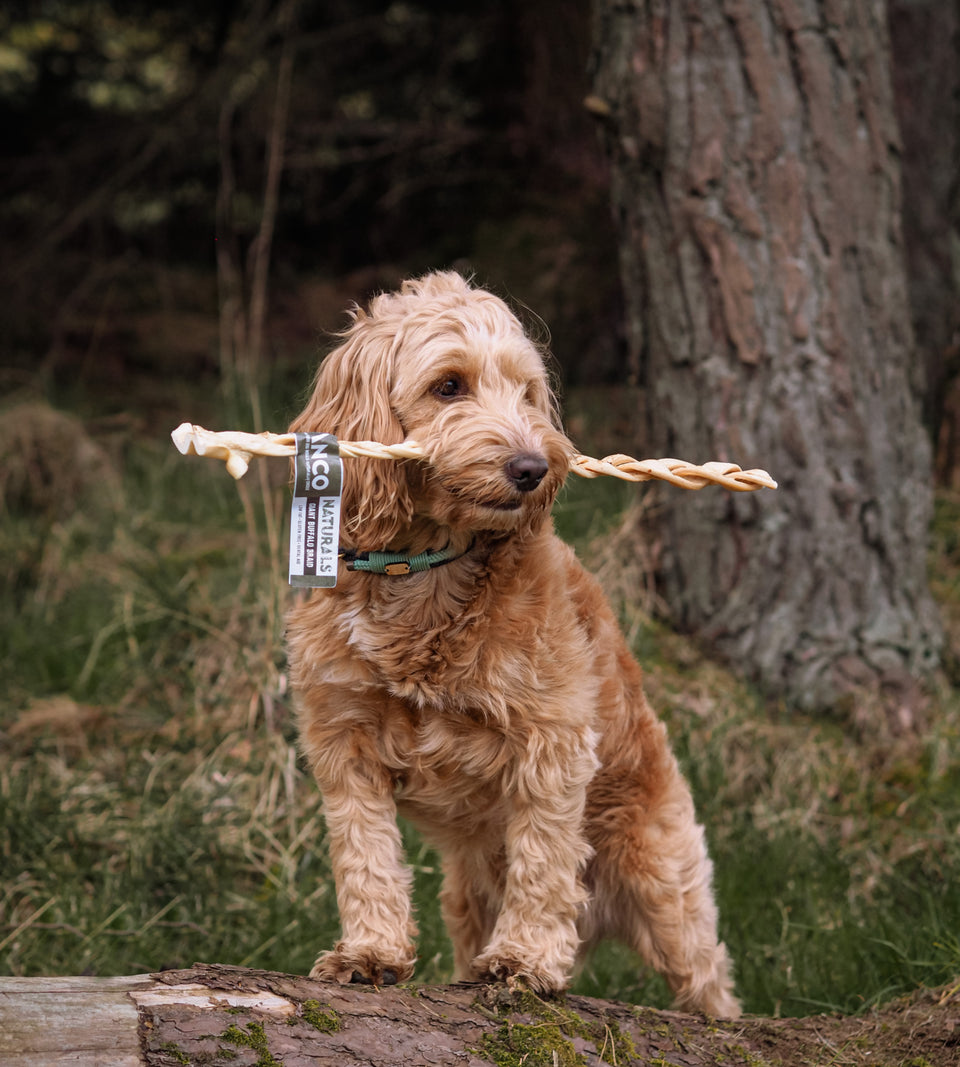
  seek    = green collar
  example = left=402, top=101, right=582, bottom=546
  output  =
left=340, top=541, right=473, bottom=576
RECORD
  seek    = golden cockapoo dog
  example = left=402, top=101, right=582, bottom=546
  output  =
left=286, top=271, right=740, bottom=1017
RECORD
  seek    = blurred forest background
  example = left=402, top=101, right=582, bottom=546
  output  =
left=3, top=0, right=960, bottom=1021
left=0, top=0, right=627, bottom=417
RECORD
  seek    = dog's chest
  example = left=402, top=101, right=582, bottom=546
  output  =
left=379, top=702, right=513, bottom=826
left=360, top=624, right=513, bottom=717
left=346, top=577, right=535, bottom=716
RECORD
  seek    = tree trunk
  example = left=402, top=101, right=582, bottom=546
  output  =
left=590, top=0, right=942, bottom=711
left=1, top=964, right=958, bottom=1066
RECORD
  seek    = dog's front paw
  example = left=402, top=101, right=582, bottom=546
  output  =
left=309, top=941, right=415, bottom=987
left=471, top=948, right=569, bottom=995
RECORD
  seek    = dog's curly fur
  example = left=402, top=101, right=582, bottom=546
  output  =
left=286, top=271, right=740, bottom=1017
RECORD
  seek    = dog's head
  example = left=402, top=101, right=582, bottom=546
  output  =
left=290, top=272, right=573, bottom=549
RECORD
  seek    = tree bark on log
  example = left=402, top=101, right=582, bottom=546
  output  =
left=589, top=0, right=942, bottom=711
left=2, top=963, right=959, bottom=1066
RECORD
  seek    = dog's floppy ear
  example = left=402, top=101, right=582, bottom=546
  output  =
left=289, top=309, right=414, bottom=548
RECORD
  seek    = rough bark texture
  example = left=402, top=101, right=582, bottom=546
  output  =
left=1, top=964, right=959, bottom=1066
left=590, top=0, right=942, bottom=710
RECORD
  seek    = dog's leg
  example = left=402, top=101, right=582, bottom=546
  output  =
left=439, top=850, right=500, bottom=981
left=585, top=761, right=741, bottom=1018
left=303, top=723, right=418, bottom=986
left=470, top=730, right=597, bottom=994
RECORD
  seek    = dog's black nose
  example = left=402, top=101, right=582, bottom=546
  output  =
left=505, top=453, right=549, bottom=492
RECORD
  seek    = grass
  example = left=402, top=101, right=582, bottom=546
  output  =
left=2, top=396, right=959, bottom=1017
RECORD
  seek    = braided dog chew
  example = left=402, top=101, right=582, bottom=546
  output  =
left=171, top=422, right=777, bottom=492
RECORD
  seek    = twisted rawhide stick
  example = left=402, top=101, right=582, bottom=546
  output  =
left=171, top=422, right=778, bottom=492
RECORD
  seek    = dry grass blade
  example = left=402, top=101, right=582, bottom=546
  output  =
left=171, top=422, right=778, bottom=491
left=0, top=897, right=59, bottom=955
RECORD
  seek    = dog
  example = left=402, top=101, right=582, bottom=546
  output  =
left=286, top=271, right=740, bottom=1017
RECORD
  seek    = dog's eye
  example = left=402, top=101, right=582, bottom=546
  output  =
left=433, top=375, right=467, bottom=399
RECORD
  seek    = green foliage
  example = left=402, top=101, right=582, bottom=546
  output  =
left=1, top=407, right=337, bottom=977
left=0, top=3, right=200, bottom=111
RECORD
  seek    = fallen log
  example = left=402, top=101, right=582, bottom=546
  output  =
left=0, top=963, right=957, bottom=1066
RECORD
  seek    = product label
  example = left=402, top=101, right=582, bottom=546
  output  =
left=289, top=433, right=341, bottom=588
